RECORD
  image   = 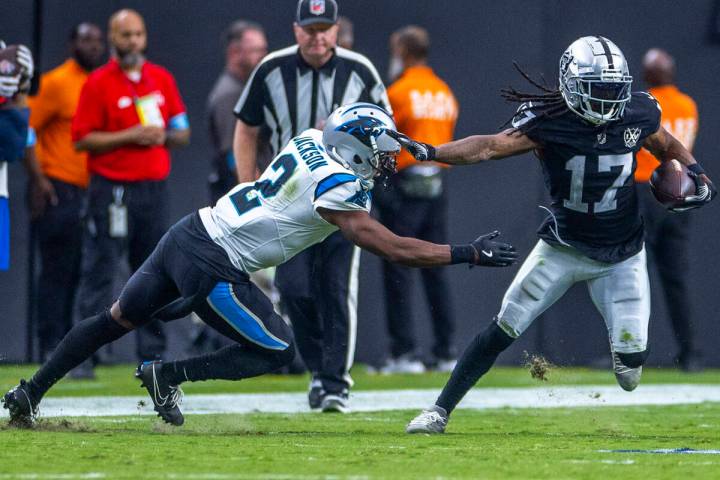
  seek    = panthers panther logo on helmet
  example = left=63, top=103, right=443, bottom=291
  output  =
left=334, top=116, right=387, bottom=149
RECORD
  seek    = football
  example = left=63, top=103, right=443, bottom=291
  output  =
left=649, top=159, right=696, bottom=208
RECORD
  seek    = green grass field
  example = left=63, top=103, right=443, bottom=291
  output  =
left=1, top=365, right=719, bottom=479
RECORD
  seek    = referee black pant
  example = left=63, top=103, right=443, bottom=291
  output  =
left=76, top=175, right=168, bottom=361
left=275, top=231, right=359, bottom=394
left=638, top=183, right=697, bottom=362
left=35, top=178, right=84, bottom=361
left=374, top=172, right=456, bottom=361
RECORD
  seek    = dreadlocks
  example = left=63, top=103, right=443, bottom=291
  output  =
left=500, top=62, right=570, bottom=132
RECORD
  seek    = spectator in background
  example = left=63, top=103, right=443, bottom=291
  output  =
left=206, top=20, right=268, bottom=204
left=337, top=16, right=354, bottom=50
left=233, top=0, right=391, bottom=412
left=0, top=41, right=34, bottom=272
left=375, top=26, right=459, bottom=373
left=26, top=23, right=105, bottom=361
left=636, top=48, right=701, bottom=371
left=72, top=9, right=189, bottom=373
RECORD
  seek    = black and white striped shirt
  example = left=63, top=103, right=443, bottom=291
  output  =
left=234, top=45, right=391, bottom=156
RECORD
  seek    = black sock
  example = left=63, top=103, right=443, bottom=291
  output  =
left=28, top=310, right=129, bottom=401
left=162, top=343, right=295, bottom=385
left=436, top=322, right=515, bottom=414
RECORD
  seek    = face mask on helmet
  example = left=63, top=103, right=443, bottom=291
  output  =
left=576, top=78, right=631, bottom=123
left=323, top=103, right=400, bottom=183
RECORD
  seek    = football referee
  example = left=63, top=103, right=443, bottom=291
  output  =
left=233, top=0, right=391, bottom=412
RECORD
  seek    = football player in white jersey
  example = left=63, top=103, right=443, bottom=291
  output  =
left=3, top=103, right=518, bottom=427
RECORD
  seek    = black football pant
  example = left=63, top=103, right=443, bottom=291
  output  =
left=118, top=218, right=294, bottom=355
left=373, top=174, right=455, bottom=360
left=28, top=216, right=295, bottom=401
left=35, top=179, right=84, bottom=361
left=638, top=183, right=696, bottom=360
left=275, top=231, right=359, bottom=394
left=76, top=175, right=168, bottom=361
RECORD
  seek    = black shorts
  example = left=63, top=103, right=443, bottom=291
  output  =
left=118, top=213, right=293, bottom=351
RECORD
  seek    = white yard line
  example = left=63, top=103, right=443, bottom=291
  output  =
left=1, top=384, right=719, bottom=418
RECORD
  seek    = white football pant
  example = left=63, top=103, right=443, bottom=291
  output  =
left=496, top=240, right=650, bottom=354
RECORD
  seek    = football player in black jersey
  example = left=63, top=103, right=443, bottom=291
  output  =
left=395, top=36, right=715, bottom=434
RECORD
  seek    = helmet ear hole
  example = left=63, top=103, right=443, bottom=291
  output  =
left=353, top=155, right=363, bottom=164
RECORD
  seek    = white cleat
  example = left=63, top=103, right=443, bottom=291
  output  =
left=380, top=354, right=426, bottom=375
left=320, top=390, right=350, bottom=414
left=434, top=358, right=458, bottom=373
left=406, top=405, right=448, bottom=434
left=612, top=352, right=642, bottom=392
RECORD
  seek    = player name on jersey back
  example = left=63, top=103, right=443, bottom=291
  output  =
left=293, top=135, right=328, bottom=172
left=199, top=129, right=370, bottom=273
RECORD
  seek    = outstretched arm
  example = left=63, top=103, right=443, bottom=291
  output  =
left=317, top=208, right=518, bottom=268
left=390, top=129, right=538, bottom=165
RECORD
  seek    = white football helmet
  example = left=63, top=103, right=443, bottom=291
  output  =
left=323, top=102, right=400, bottom=182
left=559, top=36, right=633, bottom=125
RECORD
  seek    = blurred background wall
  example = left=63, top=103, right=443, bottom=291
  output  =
left=1, top=0, right=718, bottom=367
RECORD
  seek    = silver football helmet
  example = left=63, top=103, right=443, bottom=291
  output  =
left=559, top=36, right=633, bottom=125
left=323, top=102, right=400, bottom=182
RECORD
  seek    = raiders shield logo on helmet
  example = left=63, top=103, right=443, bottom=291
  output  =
left=310, top=0, right=325, bottom=15
left=624, top=128, right=641, bottom=148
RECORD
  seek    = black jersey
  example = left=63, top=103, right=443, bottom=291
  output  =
left=512, top=92, right=661, bottom=263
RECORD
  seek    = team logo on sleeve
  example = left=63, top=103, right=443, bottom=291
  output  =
left=310, top=0, right=325, bottom=15
left=346, top=189, right=369, bottom=208
left=624, top=128, right=641, bottom=148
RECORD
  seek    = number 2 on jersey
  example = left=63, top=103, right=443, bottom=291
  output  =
left=564, top=153, right=633, bottom=214
left=229, top=154, right=298, bottom=216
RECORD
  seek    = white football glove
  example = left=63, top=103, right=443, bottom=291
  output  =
left=16, top=45, right=34, bottom=80
left=0, top=74, right=20, bottom=98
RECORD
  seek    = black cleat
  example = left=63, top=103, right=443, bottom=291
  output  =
left=2, top=379, right=38, bottom=428
left=308, top=378, right=324, bottom=410
left=135, top=361, right=184, bottom=426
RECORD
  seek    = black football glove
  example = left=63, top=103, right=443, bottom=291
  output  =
left=670, top=172, right=716, bottom=213
left=386, top=130, right=435, bottom=161
left=465, top=231, right=519, bottom=267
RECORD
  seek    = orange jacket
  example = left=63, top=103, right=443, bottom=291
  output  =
left=28, top=59, right=90, bottom=188
left=636, top=85, right=698, bottom=183
left=388, top=65, right=458, bottom=171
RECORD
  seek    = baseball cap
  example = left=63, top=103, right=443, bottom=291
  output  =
left=296, top=0, right=338, bottom=27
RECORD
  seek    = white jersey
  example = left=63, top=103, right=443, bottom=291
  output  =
left=199, top=129, right=371, bottom=273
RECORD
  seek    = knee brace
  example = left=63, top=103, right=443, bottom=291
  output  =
left=617, top=349, right=649, bottom=369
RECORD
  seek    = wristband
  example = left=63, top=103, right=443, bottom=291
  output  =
left=450, top=244, right=476, bottom=264
left=426, top=144, right=436, bottom=161
left=688, top=163, right=705, bottom=176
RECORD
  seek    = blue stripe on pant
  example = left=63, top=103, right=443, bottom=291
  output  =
left=206, top=282, right=289, bottom=350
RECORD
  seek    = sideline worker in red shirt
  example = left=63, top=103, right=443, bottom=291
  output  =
left=72, top=9, right=189, bottom=370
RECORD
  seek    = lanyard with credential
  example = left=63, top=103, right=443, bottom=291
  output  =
left=124, top=69, right=165, bottom=127
left=108, top=186, right=128, bottom=238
